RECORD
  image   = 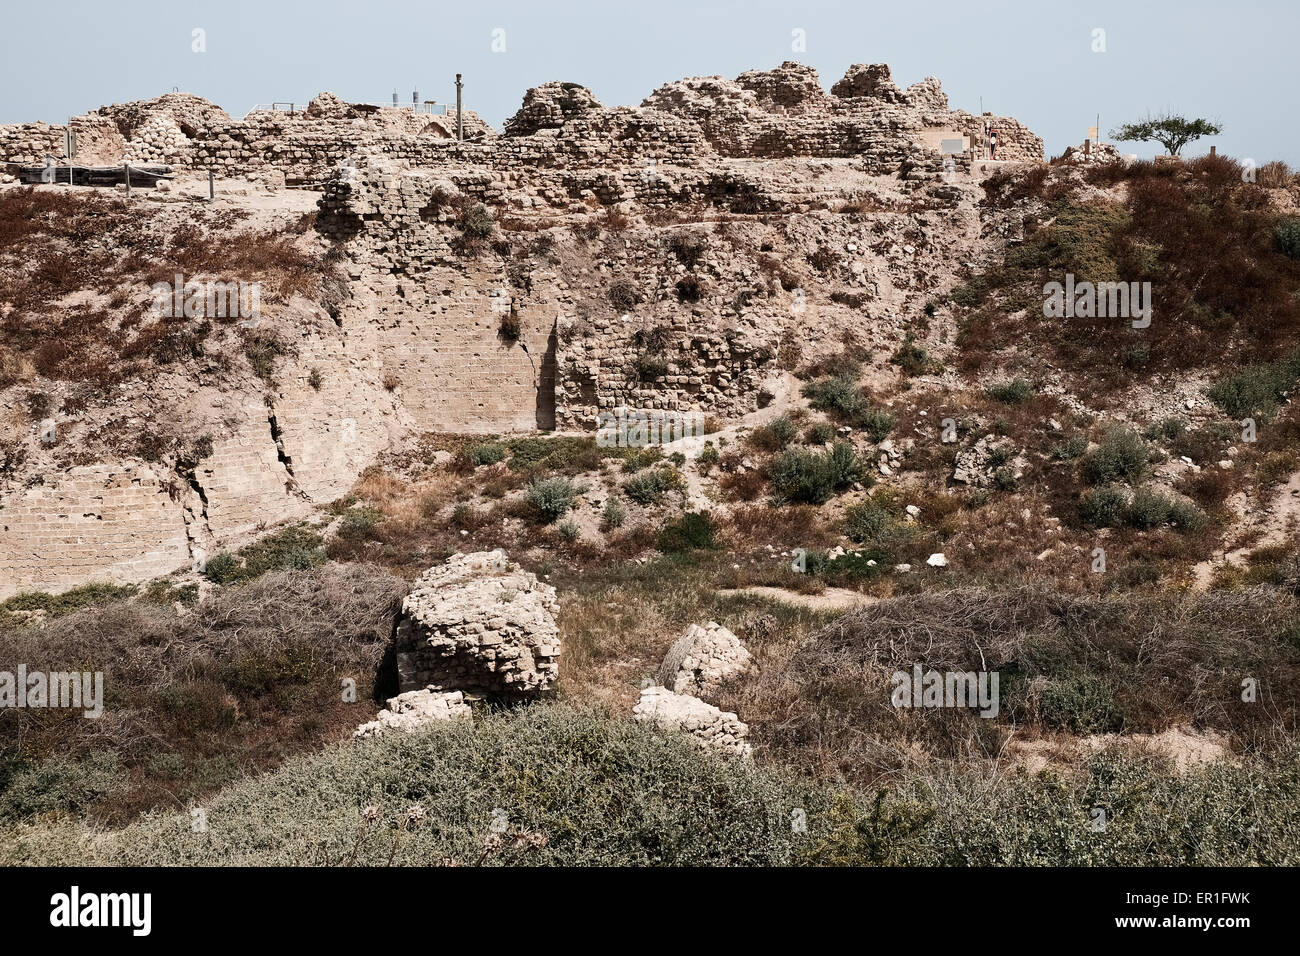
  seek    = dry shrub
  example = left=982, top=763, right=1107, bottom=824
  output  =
left=0, top=188, right=328, bottom=393
left=722, top=585, right=1300, bottom=788
left=0, top=563, right=407, bottom=824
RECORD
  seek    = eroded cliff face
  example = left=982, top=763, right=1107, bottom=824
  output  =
left=0, top=61, right=1043, bottom=598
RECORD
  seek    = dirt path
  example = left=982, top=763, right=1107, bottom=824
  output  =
left=1192, top=468, right=1300, bottom=588
left=720, top=585, right=877, bottom=611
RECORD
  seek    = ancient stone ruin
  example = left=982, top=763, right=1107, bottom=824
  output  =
left=658, top=621, right=754, bottom=698
left=354, top=689, right=471, bottom=739
left=632, top=621, right=756, bottom=757
left=633, top=685, right=753, bottom=758
left=394, top=550, right=561, bottom=701
left=0, top=62, right=1046, bottom=601
left=352, top=549, right=560, bottom=737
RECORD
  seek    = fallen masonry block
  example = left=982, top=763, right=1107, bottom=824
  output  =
left=952, top=435, right=1026, bottom=487
left=658, top=621, right=753, bottom=699
left=354, top=689, right=470, bottom=739
left=633, top=685, right=752, bottom=758
left=396, top=550, right=560, bottom=701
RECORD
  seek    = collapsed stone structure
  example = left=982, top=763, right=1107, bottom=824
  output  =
left=354, top=550, right=559, bottom=737
left=633, top=685, right=753, bottom=758
left=394, top=550, right=561, bottom=700
left=658, top=621, right=754, bottom=697
left=0, top=62, right=1045, bottom=599
left=1, top=64, right=1037, bottom=182
left=0, top=90, right=489, bottom=183
left=952, top=435, right=1029, bottom=487
left=642, top=61, right=1040, bottom=165
left=633, top=621, right=755, bottom=757
left=354, top=688, right=471, bottom=739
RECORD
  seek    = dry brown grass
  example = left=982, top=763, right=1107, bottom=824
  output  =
left=721, top=584, right=1300, bottom=788
left=0, top=188, right=328, bottom=391
left=0, top=563, right=406, bottom=824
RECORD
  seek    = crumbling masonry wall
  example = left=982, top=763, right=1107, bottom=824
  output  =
left=0, top=464, right=190, bottom=596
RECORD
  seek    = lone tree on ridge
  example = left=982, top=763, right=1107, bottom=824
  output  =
left=1110, top=112, right=1223, bottom=157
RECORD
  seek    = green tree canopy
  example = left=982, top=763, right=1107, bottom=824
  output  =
left=1110, top=112, right=1223, bottom=157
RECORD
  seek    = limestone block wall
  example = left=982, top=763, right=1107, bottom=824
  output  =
left=271, top=340, right=405, bottom=502
left=357, top=274, right=556, bottom=433
left=0, top=463, right=189, bottom=599
left=943, top=112, right=1043, bottom=161
left=0, top=123, right=67, bottom=165
left=554, top=317, right=774, bottom=430
left=192, top=401, right=312, bottom=538
left=0, top=342, right=402, bottom=598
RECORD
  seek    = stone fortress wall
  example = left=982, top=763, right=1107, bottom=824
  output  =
left=0, top=62, right=1044, bottom=598
left=2, top=63, right=1038, bottom=182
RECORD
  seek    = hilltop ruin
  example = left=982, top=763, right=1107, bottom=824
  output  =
left=0, top=62, right=1043, bottom=599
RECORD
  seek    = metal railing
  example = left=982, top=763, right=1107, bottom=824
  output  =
left=245, top=101, right=450, bottom=118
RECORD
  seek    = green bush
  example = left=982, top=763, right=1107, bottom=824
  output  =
left=769, top=442, right=862, bottom=504
left=748, top=415, right=798, bottom=452
left=801, top=374, right=895, bottom=440
left=805, top=421, right=835, bottom=445
left=0, top=752, right=127, bottom=823
left=622, top=467, right=683, bottom=505
left=844, top=499, right=914, bottom=554
left=1050, top=434, right=1089, bottom=460
left=469, top=441, right=506, bottom=466
left=459, top=202, right=495, bottom=238
left=1080, top=486, right=1129, bottom=527
left=803, top=548, right=886, bottom=584
left=657, top=511, right=716, bottom=552
left=987, top=378, right=1035, bottom=404
left=1039, top=673, right=1124, bottom=734
left=1084, top=428, right=1151, bottom=486
left=1126, top=488, right=1173, bottom=529
left=889, top=334, right=937, bottom=376
left=75, top=704, right=823, bottom=866
left=505, top=436, right=604, bottom=474
left=854, top=407, right=896, bottom=442
left=601, top=497, right=626, bottom=530
left=335, top=508, right=382, bottom=543
left=1207, top=349, right=1300, bottom=420
left=206, top=524, right=326, bottom=584
left=1275, top=216, right=1300, bottom=259
left=633, top=353, right=669, bottom=381
left=21, top=705, right=1300, bottom=866
left=0, top=583, right=138, bottom=629
left=526, top=477, right=578, bottom=523
left=802, top=374, right=866, bottom=418
left=1167, top=498, right=1208, bottom=532
left=1144, top=417, right=1188, bottom=442
left=202, top=553, right=241, bottom=584
left=619, top=446, right=663, bottom=473
left=557, top=520, right=581, bottom=542
left=993, top=467, right=1019, bottom=491
left=696, top=443, right=719, bottom=474
left=607, top=278, right=640, bottom=311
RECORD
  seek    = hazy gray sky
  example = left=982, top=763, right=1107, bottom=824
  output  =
left=2, top=0, right=1294, bottom=163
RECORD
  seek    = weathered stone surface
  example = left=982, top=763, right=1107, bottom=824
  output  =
left=633, top=685, right=752, bottom=757
left=1059, top=141, right=1123, bottom=165
left=503, top=82, right=604, bottom=137
left=952, top=435, right=1027, bottom=487
left=396, top=550, right=560, bottom=700
left=354, top=689, right=470, bottom=739
left=658, top=621, right=753, bottom=698
left=0, top=62, right=1047, bottom=599
left=831, top=63, right=909, bottom=104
